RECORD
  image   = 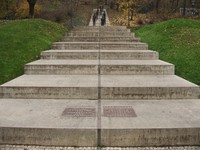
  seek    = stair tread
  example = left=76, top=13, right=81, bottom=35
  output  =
left=43, top=50, right=155, bottom=52
left=101, top=75, right=198, bottom=87
left=1, top=99, right=200, bottom=129
left=1, top=75, right=197, bottom=88
left=1, top=75, right=98, bottom=87
left=54, top=42, right=145, bottom=44
left=27, top=60, right=172, bottom=66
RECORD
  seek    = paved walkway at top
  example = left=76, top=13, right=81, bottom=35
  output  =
left=89, top=9, right=110, bottom=26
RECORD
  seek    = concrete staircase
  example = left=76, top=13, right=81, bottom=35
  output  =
left=0, top=13, right=200, bottom=147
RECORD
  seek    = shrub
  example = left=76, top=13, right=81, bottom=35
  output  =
left=40, top=9, right=67, bottom=23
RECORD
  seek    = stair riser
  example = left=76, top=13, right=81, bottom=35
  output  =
left=100, top=44, right=148, bottom=50
left=101, top=87, right=200, bottom=99
left=101, top=65, right=175, bottom=75
left=101, top=128, right=200, bottom=147
left=41, top=52, right=98, bottom=60
left=74, top=26, right=127, bottom=30
left=1, top=87, right=199, bottom=100
left=66, top=33, right=133, bottom=37
left=0, top=128, right=96, bottom=147
left=73, top=27, right=130, bottom=29
left=62, top=37, right=140, bottom=42
left=41, top=52, right=159, bottom=60
left=25, top=65, right=98, bottom=75
left=1, top=128, right=200, bottom=147
left=0, top=87, right=98, bottom=99
left=52, top=44, right=148, bottom=50
left=25, top=65, right=174, bottom=75
left=101, top=52, right=159, bottom=60
left=70, top=31, right=131, bottom=33
left=72, top=28, right=131, bottom=32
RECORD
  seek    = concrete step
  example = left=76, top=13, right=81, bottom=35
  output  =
left=1, top=75, right=199, bottom=100
left=73, top=26, right=128, bottom=30
left=101, top=99, right=200, bottom=146
left=1, top=99, right=200, bottom=147
left=41, top=50, right=159, bottom=60
left=100, top=75, right=200, bottom=100
left=52, top=42, right=148, bottom=50
left=72, top=28, right=130, bottom=32
left=72, top=29, right=131, bottom=33
left=0, top=75, right=98, bottom=99
left=25, top=60, right=174, bottom=75
left=66, top=32, right=134, bottom=37
left=0, top=99, right=97, bottom=146
left=61, top=36, right=140, bottom=42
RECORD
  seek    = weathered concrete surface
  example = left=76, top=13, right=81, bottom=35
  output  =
left=1, top=12, right=200, bottom=147
left=1, top=145, right=200, bottom=150
left=0, top=99, right=97, bottom=146
left=73, top=28, right=131, bottom=32
left=0, top=75, right=98, bottom=99
left=101, top=100, right=200, bottom=146
left=41, top=50, right=99, bottom=60
left=74, top=26, right=127, bottom=30
left=25, top=60, right=174, bottom=75
left=66, top=32, right=134, bottom=37
left=101, top=75, right=200, bottom=99
left=52, top=42, right=148, bottom=50
left=62, top=36, right=140, bottom=42
left=1, top=99, right=200, bottom=146
left=41, top=50, right=159, bottom=60
left=25, top=60, right=99, bottom=75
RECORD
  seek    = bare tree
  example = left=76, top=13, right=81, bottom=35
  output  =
left=155, top=0, right=162, bottom=13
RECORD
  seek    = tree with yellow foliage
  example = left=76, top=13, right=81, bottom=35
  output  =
left=16, top=0, right=41, bottom=18
left=115, top=0, right=140, bottom=27
left=110, top=0, right=149, bottom=27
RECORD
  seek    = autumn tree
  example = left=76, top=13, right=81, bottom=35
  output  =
left=27, top=0, right=37, bottom=18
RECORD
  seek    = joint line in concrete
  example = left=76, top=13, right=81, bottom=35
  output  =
left=97, top=26, right=102, bottom=148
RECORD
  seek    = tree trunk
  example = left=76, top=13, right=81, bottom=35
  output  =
left=175, top=0, right=180, bottom=11
left=155, top=0, right=161, bottom=13
left=6, top=0, right=9, bottom=19
left=27, top=0, right=37, bottom=18
left=171, top=0, right=175, bottom=10
left=183, top=0, right=187, bottom=16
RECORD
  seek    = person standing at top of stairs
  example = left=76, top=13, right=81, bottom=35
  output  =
left=101, top=11, right=106, bottom=26
left=92, top=13, right=97, bottom=26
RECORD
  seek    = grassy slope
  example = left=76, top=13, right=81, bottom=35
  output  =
left=134, top=19, right=200, bottom=85
left=0, top=19, right=67, bottom=84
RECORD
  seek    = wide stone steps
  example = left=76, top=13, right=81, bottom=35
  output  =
left=100, top=75, right=200, bottom=99
left=1, top=99, right=200, bottom=147
left=61, top=36, right=140, bottom=42
left=73, top=26, right=128, bottom=31
left=52, top=42, right=148, bottom=50
left=66, top=31, right=134, bottom=37
left=41, top=50, right=159, bottom=60
left=24, top=60, right=175, bottom=75
left=72, top=28, right=131, bottom=32
left=1, top=75, right=199, bottom=100
left=0, top=75, right=98, bottom=99
left=1, top=12, right=200, bottom=148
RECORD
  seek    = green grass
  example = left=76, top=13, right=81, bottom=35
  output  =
left=0, top=19, right=67, bottom=84
left=134, top=19, right=200, bottom=85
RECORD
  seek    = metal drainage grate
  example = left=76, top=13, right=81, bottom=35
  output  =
left=62, top=107, right=96, bottom=117
left=103, top=106, right=137, bottom=117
